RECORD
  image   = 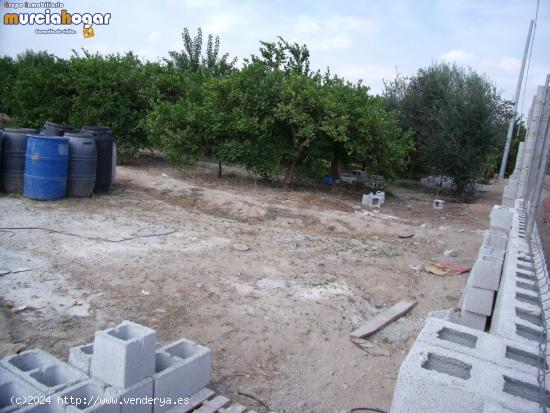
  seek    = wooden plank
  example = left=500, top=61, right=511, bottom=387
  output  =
left=193, top=395, right=231, bottom=413
left=219, top=404, right=247, bottom=413
left=350, top=300, right=417, bottom=339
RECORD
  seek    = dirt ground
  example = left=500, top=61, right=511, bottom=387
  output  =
left=0, top=157, right=502, bottom=412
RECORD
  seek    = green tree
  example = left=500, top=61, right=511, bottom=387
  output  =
left=67, top=50, right=149, bottom=155
left=386, top=62, right=508, bottom=195
left=168, top=27, right=236, bottom=76
left=6, top=50, right=73, bottom=128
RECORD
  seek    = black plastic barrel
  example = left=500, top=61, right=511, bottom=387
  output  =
left=65, top=132, right=97, bottom=197
left=80, top=126, right=113, bottom=192
left=1, top=128, right=37, bottom=193
left=41, top=121, right=75, bottom=137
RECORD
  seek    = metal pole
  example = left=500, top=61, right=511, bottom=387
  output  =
left=499, top=19, right=534, bottom=178
left=527, top=75, right=550, bottom=238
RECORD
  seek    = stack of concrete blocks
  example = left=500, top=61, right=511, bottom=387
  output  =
left=420, top=176, right=456, bottom=190
left=0, top=350, right=88, bottom=412
left=0, top=321, right=212, bottom=413
left=391, top=317, right=549, bottom=412
left=362, top=192, right=383, bottom=208
left=456, top=206, right=513, bottom=331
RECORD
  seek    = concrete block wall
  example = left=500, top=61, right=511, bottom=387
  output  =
left=0, top=321, right=213, bottom=413
left=392, top=196, right=550, bottom=410
left=456, top=207, right=514, bottom=330
left=391, top=340, right=548, bottom=413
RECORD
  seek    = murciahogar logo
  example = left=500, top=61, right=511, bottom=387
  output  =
left=3, top=8, right=111, bottom=37
left=3, top=8, right=111, bottom=25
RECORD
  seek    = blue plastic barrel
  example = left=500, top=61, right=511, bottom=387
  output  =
left=23, top=135, right=69, bottom=200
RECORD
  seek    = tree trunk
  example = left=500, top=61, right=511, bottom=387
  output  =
left=218, top=160, right=222, bottom=178
left=283, top=127, right=306, bottom=189
left=330, top=154, right=339, bottom=192
left=283, top=159, right=299, bottom=189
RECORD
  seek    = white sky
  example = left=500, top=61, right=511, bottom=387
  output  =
left=1, top=0, right=549, bottom=115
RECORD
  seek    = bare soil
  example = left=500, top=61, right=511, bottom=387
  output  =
left=0, top=158, right=501, bottom=412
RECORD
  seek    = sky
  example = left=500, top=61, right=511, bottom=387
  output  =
left=1, top=0, right=549, bottom=115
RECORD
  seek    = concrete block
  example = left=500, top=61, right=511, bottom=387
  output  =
left=153, top=339, right=212, bottom=413
left=469, top=255, right=503, bottom=291
left=375, top=191, right=385, bottom=205
left=91, top=321, right=156, bottom=389
left=0, top=365, right=45, bottom=413
left=457, top=310, right=487, bottom=331
left=105, top=377, right=153, bottom=413
left=415, top=317, right=544, bottom=375
left=69, top=343, right=94, bottom=375
left=460, top=286, right=494, bottom=316
left=489, top=205, right=513, bottom=233
left=482, top=230, right=508, bottom=251
left=362, top=193, right=382, bottom=208
left=390, top=341, right=548, bottom=413
left=58, top=380, right=119, bottom=413
left=433, top=199, right=444, bottom=209
left=2, top=349, right=87, bottom=395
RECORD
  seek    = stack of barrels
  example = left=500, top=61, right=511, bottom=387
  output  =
left=0, top=122, right=115, bottom=201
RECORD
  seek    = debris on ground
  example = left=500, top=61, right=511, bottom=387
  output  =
left=443, top=249, right=458, bottom=257
left=409, top=264, right=423, bottom=274
left=232, top=243, right=250, bottom=251
left=350, top=300, right=417, bottom=339
left=424, top=263, right=470, bottom=276
left=350, top=338, right=391, bottom=357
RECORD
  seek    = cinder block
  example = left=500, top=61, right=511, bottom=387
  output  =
left=458, top=310, right=487, bottom=331
left=0, top=365, right=45, bottom=413
left=490, top=206, right=513, bottom=233
left=390, top=341, right=547, bottom=413
left=433, top=199, right=444, bottom=209
left=2, top=349, right=87, bottom=395
left=153, top=339, right=212, bottom=413
left=105, top=377, right=153, bottom=413
left=469, top=255, right=503, bottom=291
left=91, top=321, right=156, bottom=389
left=482, top=230, right=508, bottom=252
left=69, top=343, right=94, bottom=375
left=2, top=350, right=58, bottom=374
left=478, top=245, right=505, bottom=261
left=58, top=380, right=118, bottom=413
left=416, top=317, right=543, bottom=375
left=461, top=286, right=494, bottom=316
left=362, top=193, right=381, bottom=208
